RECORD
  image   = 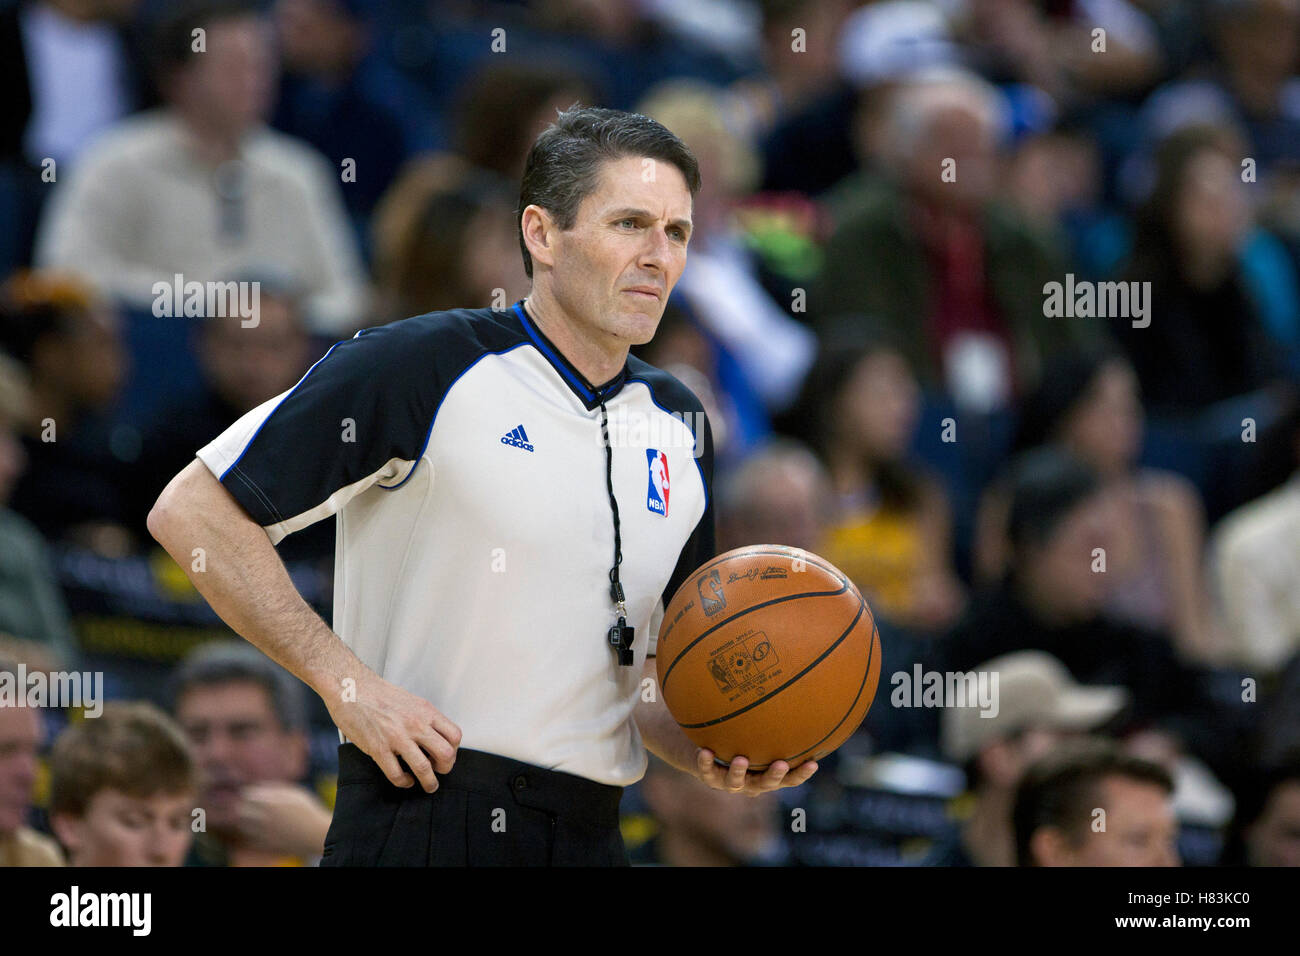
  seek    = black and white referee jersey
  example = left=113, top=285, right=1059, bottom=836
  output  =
left=196, top=301, right=715, bottom=786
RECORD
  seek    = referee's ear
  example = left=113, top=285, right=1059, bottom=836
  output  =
left=520, top=204, right=558, bottom=274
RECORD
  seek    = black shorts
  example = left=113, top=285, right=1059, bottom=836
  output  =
left=320, top=743, right=629, bottom=867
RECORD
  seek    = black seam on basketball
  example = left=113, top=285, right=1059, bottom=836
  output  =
left=754, top=618, right=879, bottom=770
left=675, top=597, right=868, bottom=730
left=660, top=579, right=852, bottom=692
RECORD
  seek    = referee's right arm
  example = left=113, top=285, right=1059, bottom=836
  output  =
left=148, top=458, right=461, bottom=792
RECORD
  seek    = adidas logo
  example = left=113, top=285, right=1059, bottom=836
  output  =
left=500, top=424, right=535, bottom=452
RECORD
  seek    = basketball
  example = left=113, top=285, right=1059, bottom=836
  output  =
left=655, top=544, right=882, bottom=771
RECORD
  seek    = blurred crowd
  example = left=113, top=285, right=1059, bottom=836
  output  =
left=1, top=0, right=1299, bottom=867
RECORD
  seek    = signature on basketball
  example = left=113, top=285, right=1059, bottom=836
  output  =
left=726, top=566, right=789, bottom=584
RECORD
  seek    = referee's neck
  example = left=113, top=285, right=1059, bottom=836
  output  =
left=521, top=292, right=629, bottom=388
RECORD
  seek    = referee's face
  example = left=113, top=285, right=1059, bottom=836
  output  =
left=548, top=155, right=692, bottom=348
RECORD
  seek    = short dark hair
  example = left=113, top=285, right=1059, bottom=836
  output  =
left=150, top=0, right=264, bottom=82
left=1012, top=738, right=1174, bottom=866
left=169, top=641, right=307, bottom=733
left=516, top=106, right=701, bottom=278
left=1005, top=447, right=1103, bottom=557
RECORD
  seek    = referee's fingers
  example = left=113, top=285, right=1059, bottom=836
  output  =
left=398, top=742, right=439, bottom=793
left=413, top=728, right=457, bottom=775
left=375, top=751, right=417, bottom=789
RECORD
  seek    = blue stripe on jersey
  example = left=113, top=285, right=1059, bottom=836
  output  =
left=511, top=303, right=597, bottom=403
left=220, top=336, right=349, bottom=482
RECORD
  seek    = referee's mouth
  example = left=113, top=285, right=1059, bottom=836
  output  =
left=622, top=285, right=662, bottom=300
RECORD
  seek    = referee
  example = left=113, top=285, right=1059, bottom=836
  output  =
left=149, top=107, right=817, bottom=866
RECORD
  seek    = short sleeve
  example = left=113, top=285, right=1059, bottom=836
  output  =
left=196, top=322, right=442, bottom=544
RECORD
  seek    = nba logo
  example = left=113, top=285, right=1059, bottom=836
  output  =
left=646, top=449, right=670, bottom=516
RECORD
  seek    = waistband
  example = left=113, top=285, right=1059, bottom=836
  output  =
left=335, top=743, right=624, bottom=821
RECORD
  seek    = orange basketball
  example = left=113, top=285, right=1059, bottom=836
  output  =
left=655, top=544, right=882, bottom=771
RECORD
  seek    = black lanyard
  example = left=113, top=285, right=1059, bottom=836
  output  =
left=599, top=400, right=635, bottom=666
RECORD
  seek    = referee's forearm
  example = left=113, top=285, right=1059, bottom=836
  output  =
left=148, top=459, right=364, bottom=697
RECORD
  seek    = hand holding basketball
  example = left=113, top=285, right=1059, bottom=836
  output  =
left=693, top=748, right=818, bottom=796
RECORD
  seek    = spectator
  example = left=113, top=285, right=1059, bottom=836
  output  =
left=0, top=0, right=148, bottom=274
left=370, top=157, right=528, bottom=321
left=0, top=655, right=63, bottom=865
left=271, top=0, right=424, bottom=230
left=638, top=79, right=816, bottom=414
left=1013, top=737, right=1178, bottom=865
left=33, top=0, right=368, bottom=335
left=48, top=701, right=197, bottom=866
left=632, top=753, right=786, bottom=866
left=751, top=0, right=858, bottom=196
left=1115, top=123, right=1287, bottom=412
left=451, top=60, right=597, bottom=184
left=1209, top=397, right=1300, bottom=673
left=0, top=269, right=135, bottom=554
left=944, top=448, right=1211, bottom=740
left=1219, top=763, right=1300, bottom=866
left=974, top=347, right=1224, bottom=663
left=813, top=68, right=1094, bottom=411
left=958, top=0, right=1164, bottom=107
left=128, top=282, right=314, bottom=539
left=930, top=651, right=1128, bottom=866
left=170, top=641, right=330, bottom=867
left=715, top=438, right=832, bottom=554
left=1137, top=0, right=1300, bottom=184
left=782, top=336, right=965, bottom=634
left=0, top=350, right=76, bottom=666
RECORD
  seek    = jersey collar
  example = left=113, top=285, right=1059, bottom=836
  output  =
left=512, top=301, right=628, bottom=410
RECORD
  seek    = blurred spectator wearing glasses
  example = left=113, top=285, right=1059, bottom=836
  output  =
left=48, top=701, right=198, bottom=866
left=0, top=655, right=62, bottom=866
left=0, top=269, right=136, bottom=555
left=33, top=0, right=368, bottom=335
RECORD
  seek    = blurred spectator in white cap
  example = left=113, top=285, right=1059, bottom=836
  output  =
left=33, top=0, right=368, bottom=335
left=928, top=650, right=1127, bottom=865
